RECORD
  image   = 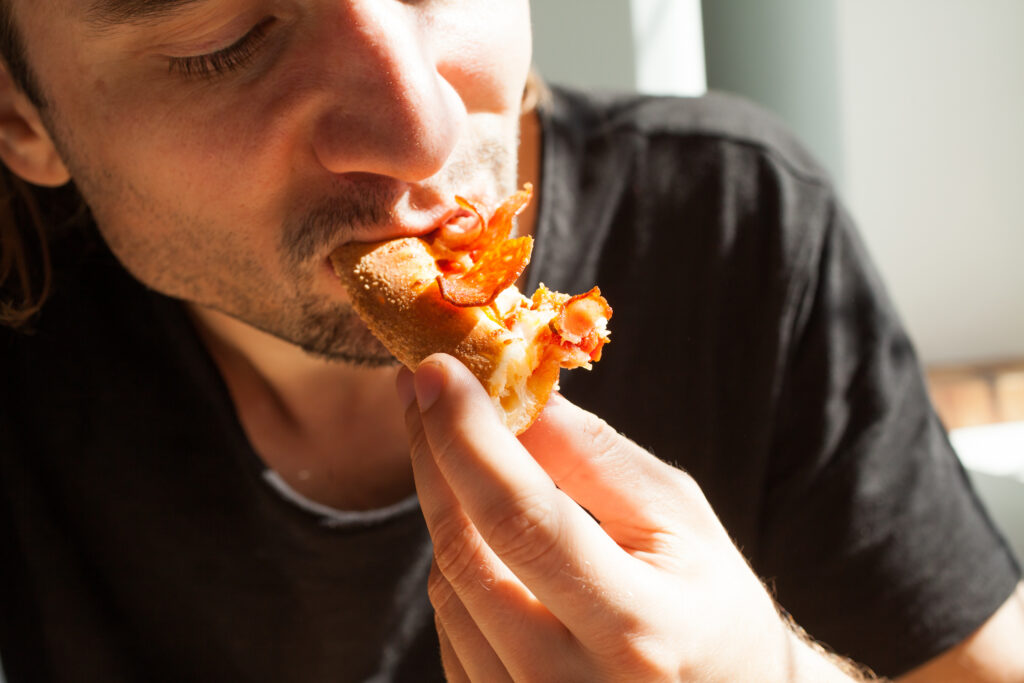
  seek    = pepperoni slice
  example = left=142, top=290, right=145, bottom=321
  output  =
left=482, top=183, right=533, bottom=246
left=438, top=185, right=531, bottom=254
left=449, top=183, right=533, bottom=255
left=438, top=236, right=534, bottom=307
left=554, top=287, right=613, bottom=341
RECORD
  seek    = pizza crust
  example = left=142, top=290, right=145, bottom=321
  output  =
left=330, top=237, right=560, bottom=434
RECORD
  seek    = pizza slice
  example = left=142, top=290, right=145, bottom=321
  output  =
left=330, top=184, right=611, bottom=434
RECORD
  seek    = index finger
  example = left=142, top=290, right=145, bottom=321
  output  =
left=407, top=355, right=649, bottom=637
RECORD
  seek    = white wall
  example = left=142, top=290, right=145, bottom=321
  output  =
left=532, top=1, right=1024, bottom=365
left=838, top=1, right=1024, bottom=364
left=702, top=0, right=844, bottom=186
left=530, top=0, right=706, bottom=96
left=530, top=0, right=637, bottom=91
left=631, top=0, right=707, bottom=97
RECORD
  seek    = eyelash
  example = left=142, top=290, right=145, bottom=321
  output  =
left=168, top=18, right=276, bottom=80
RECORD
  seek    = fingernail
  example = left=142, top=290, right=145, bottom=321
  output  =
left=414, top=360, right=445, bottom=412
left=395, top=367, right=415, bottom=410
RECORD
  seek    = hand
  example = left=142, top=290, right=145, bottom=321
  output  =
left=397, top=354, right=861, bottom=682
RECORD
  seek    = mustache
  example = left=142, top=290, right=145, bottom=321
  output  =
left=279, top=136, right=513, bottom=271
left=281, top=179, right=399, bottom=270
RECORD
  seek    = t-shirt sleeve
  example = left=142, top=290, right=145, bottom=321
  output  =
left=758, top=199, right=1021, bottom=677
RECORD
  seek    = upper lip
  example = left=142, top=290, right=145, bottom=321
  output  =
left=331, top=204, right=462, bottom=250
left=314, top=174, right=486, bottom=257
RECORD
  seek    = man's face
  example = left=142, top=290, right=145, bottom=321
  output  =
left=15, top=0, right=532, bottom=362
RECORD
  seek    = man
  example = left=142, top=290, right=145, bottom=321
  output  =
left=0, top=0, right=1021, bottom=680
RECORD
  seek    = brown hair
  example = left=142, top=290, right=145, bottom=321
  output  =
left=0, top=1, right=45, bottom=108
left=0, top=1, right=62, bottom=329
left=0, top=171, right=52, bottom=327
left=522, top=67, right=551, bottom=113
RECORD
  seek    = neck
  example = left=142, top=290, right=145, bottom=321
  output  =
left=188, top=304, right=413, bottom=511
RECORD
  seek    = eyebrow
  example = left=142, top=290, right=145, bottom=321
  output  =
left=85, top=0, right=205, bottom=28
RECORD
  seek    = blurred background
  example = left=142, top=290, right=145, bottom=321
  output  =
left=531, top=0, right=1023, bottom=559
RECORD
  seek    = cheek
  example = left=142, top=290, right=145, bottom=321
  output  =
left=58, top=45, right=282, bottom=200
left=46, top=89, right=286, bottom=305
left=61, top=89, right=292, bottom=283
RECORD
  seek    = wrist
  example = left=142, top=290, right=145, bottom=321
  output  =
left=776, top=614, right=887, bottom=683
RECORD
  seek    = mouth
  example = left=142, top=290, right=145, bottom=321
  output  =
left=321, top=204, right=480, bottom=290
left=331, top=193, right=485, bottom=249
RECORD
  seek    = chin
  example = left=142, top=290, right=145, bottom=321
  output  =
left=283, top=300, right=396, bottom=366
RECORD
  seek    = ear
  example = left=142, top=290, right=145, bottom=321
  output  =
left=0, top=63, right=70, bottom=187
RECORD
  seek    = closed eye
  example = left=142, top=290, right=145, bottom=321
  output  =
left=168, top=17, right=276, bottom=79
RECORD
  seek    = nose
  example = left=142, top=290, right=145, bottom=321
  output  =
left=310, top=2, right=466, bottom=182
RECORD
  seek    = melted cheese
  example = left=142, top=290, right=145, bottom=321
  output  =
left=487, top=287, right=559, bottom=415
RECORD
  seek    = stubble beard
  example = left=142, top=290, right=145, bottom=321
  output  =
left=268, top=134, right=519, bottom=365
left=281, top=300, right=395, bottom=367
left=42, top=95, right=520, bottom=367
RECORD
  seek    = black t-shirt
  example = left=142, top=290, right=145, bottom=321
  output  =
left=1, top=86, right=1019, bottom=681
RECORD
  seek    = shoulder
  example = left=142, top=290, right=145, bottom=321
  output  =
left=537, top=88, right=852, bottom=500
left=536, top=83, right=843, bottom=306
left=533, top=84, right=847, bottom=320
left=537, top=84, right=841, bottom=274
left=542, top=84, right=831, bottom=187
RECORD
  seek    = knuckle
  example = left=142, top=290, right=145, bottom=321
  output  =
left=666, top=466, right=717, bottom=523
left=578, top=411, right=650, bottom=480
left=483, top=493, right=561, bottom=570
left=579, top=411, right=622, bottom=461
left=670, top=465, right=701, bottom=496
left=639, top=461, right=710, bottom=529
left=664, top=464, right=703, bottom=503
left=429, top=513, right=489, bottom=588
left=426, top=562, right=458, bottom=613
left=597, top=634, right=681, bottom=683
